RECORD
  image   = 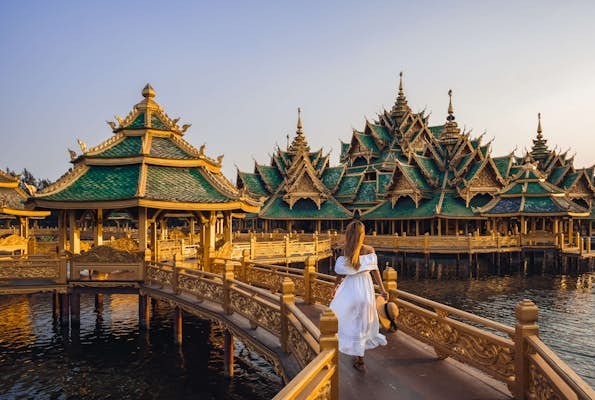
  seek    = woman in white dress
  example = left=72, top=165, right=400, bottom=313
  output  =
left=330, top=220, right=388, bottom=371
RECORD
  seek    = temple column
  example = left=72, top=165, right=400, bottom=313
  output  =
left=415, top=220, right=419, bottom=236
left=223, top=211, right=232, bottom=244
left=530, top=217, right=536, bottom=233
left=568, top=219, right=573, bottom=245
left=520, top=216, right=526, bottom=235
left=287, top=220, right=292, bottom=234
left=94, top=209, right=103, bottom=246
left=445, top=219, right=449, bottom=235
left=203, top=211, right=216, bottom=268
left=150, top=221, right=158, bottom=262
left=68, top=210, right=81, bottom=254
left=316, top=220, right=321, bottom=234
left=455, top=220, right=459, bottom=236
left=58, top=211, right=66, bottom=254
left=589, top=220, right=593, bottom=237
left=138, top=207, right=147, bottom=251
left=437, top=219, right=441, bottom=236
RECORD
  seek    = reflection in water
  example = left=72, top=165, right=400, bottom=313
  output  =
left=0, top=293, right=282, bottom=399
left=398, top=272, right=595, bottom=387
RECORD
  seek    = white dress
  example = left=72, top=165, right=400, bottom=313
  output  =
left=329, top=253, right=387, bottom=356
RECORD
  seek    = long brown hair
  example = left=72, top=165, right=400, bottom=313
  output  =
left=344, top=220, right=365, bottom=270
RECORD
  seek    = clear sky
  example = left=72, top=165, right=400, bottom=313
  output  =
left=1, top=1, right=594, bottom=181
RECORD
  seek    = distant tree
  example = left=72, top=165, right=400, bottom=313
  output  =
left=4, top=166, right=52, bottom=191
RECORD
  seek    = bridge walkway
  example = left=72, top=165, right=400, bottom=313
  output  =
left=299, top=303, right=511, bottom=400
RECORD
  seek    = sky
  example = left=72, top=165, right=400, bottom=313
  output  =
left=1, top=1, right=595, bottom=181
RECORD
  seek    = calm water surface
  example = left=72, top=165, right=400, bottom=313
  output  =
left=398, top=273, right=595, bottom=387
left=0, top=293, right=282, bottom=399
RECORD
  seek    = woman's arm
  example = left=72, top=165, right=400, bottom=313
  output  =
left=371, top=269, right=388, bottom=299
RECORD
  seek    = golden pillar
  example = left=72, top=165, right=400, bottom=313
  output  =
left=138, top=207, right=147, bottom=251
left=568, top=219, right=573, bottom=245
left=68, top=210, right=80, bottom=254
left=95, top=208, right=103, bottom=246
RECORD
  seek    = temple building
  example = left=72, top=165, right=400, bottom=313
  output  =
left=237, top=109, right=351, bottom=232
left=0, top=170, right=49, bottom=253
left=237, top=73, right=595, bottom=240
left=29, top=85, right=260, bottom=266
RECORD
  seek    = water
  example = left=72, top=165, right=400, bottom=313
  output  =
left=397, top=273, right=595, bottom=387
left=0, top=293, right=282, bottom=399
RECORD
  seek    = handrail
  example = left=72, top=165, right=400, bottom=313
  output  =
left=526, top=335, right=595, bottom=400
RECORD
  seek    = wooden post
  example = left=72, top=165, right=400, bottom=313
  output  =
left=139, top=294, right=150, bottom=329
left=280, top=277, right=295, bottom=353
left=58, top=211, right=66, bottom=254
left=241, top=249, right=250, bottom=282
left=138, top=207, right=147, bottom=252
left=223, top=260, right=235, bottom=315
left=150, top=221, right=158, bottom=262
left=68, top=211, right=81, bottom=254
left=382, top=267, right=397, bottom=302
left=285, top=235, right=290, bottom=262
left=250, top=236, right=256, bottom=260
left=514, top=299, right=539, bottom=400
left=224, top=329, right=235, bottom=377
left=319, top=309, right=339, bottom=400
left=95, top=208, right=103, bottom=246
left=303, top=256, right=316, bottom=304
left=568, top=218, right=573, bottom=245
left=70, top=291, right=81, bottom=326
left=95, top=293, right=104, bottom=313
left=173, top=306, right=183, bottom=344
left=59, top=293, right=69, bottom=326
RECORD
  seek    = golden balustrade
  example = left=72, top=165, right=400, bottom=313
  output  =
left=230, top=234, right=332, bottom=263
left=0, top=256, right=67, bottom=286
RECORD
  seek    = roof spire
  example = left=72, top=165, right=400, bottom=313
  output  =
left=142, top=83, right=156, bottom=98
left=447, top=89, right=455, bottom=121
left=531, top=112, right=549, bottom=164
left=297, top=107, right=303, bottom=135
left=439, top=89, right=461, bottom=146
left=391, top=71, right=410, bottom=118
left=537, top=112, right=542, bottom=136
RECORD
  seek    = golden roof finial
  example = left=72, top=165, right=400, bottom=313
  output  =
left=297, top=107, right=303, bottom=135
left=398, top=71, right=404, bottom=96
left=142, top=83, right=156, bottom=98
left=447, top=89, right=454, bottom=117
left=537, top=112, right=542, bottom=135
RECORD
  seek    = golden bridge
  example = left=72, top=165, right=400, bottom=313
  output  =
left=0, top=249, right=593, bottom=400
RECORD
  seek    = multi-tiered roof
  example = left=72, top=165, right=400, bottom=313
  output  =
left=237, top=109, right=351, bottom=220
left=33, top=85, right=260, bottom=213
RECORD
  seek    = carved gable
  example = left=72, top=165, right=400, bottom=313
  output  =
left=470, top=165, right=500, bottom=189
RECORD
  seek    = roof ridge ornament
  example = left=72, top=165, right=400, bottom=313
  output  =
left=391, top=71, right=410, bottom=118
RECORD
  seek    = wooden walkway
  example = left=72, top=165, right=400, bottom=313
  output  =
left=299, top=303, right=512, bottom=400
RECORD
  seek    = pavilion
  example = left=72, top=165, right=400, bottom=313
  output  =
left=29, top=85, right=260, bottom=266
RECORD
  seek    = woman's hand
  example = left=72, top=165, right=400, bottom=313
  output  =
left=380, top=288, right=389, bottom=300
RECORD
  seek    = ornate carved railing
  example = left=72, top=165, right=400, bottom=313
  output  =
left=230, top=235, right=332, bottom=262
left=230, top=257, right=593, bottom=400
left=0, top=256, right=67, bottom=284
left=144, top=260, right=339, bottom=400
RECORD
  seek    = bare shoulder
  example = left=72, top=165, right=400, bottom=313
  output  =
left=360, top=244, right=376, bottom=254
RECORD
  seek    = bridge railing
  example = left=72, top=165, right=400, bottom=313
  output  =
left=145, top=259, right=339, bottom=400
left=0, top=255, right=67, bottom=284
left=230, top=236, right=332, bottom=261
left=231, top=257, right=593, bottom=400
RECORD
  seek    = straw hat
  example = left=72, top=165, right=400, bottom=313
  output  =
left=376, top=295, right=399, bottom=333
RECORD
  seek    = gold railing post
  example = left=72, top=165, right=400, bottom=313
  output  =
left=393, top=233, right=399, bottom=251
left=514, top=299, right=539, bottom=400
left=319, top=309, right=339, bottom=400
left=382, top=266, right=398, bottom=302
left=303, top=256, right=316, bottom=304
left=250, top=236, right=256, bottom=260
left=587, top=237, right=591, bottom=253
left=172, top=255, right=180, bottom=294
left=58, top=258, right=67, bottom=284
left=223, top=260, right=235, bottom=315
left=280, top=277, right=295, bottom=353
left=285, top=234, right=290, bottom=261
left=241, top=249, right=250, bottom=283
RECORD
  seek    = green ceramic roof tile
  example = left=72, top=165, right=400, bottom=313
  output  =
left=522, top=197, right=564, bottom=213
left=363, top=195, right=440, bottom=219
left=321, top=166, right=344, bottom=189
left=346, top=166, right=367, bottom=173
left=128, top=113, right=145, bottom=129
left=239, top=172, right=269, bottom=196
left=377, top=173, right=392, bottom=194
left=340, top=141, right=350, bottom=159
left=315, top=154, right=328, bottom=171
left=260, top=197, right=351, bottom=219
left=273, top=155, right=287, bottom=175
left=371, top=124, right=392, bottom=142
left=456, top=153, right=473, bottom=173
left=509, top=166, right=520, bottom=176
left=335, top=174, right=363, bottom=197
left=353, top=181, right=377, bottom=204
left=150, top=114, right=169, bottom=130
left=483, top=198, right=522, bottom=214
left=150, top=137, right=193, bottom=159
left=145, top=166, right=233, bottom=203
left=256, top=165, right=283, bottom=191
left=440, top=192, right=475, bottom=217
left=493, top=156, right=512, bottom=178
left=93, top=136, right=142, bottom=158
left=415, top=156, right=440, bottom=180
left=525, top=181, right=554, bottom=194
left=40, top=165, right=140, bottom=201
left=560, top=172, right=580, bottom=189
left=464, top=161, right=483, bottom=182
left=503, top=182, right=524, bottom=195
left=355, top=133, right=379, bottom=153
left=401, top=165, right=431, bottom=190
left=470, top=140, right=480, bottom=149
left=428, top=125, right=443, bottom=138
left=548, top=167, right=567, bottom=185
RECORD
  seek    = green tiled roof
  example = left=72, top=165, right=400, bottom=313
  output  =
left=239, top=172, right=269, bottom=196
left=377, top=172, right=392, bottom=194
left=273, top=155, right=287, bottom=175
left=456, top=153, right=473, bottom=173
left=548, top=166, right=568, bottom=185
left=127, top=113, right=145, bottom=129
left=428, top=125, right=443, bottom=138
left=363, top=195, right=440, bottom=220
left=340, top=141, right=350, bottom=159
left=353, top=181, right=377, bottom=204
left=93, top=136, right=142, bottom=158
left=415, top=156, right=440, bottom=180
left=439, top=192, right=475, bottom=217
left=335, top=174, right=363, bottom=197
left=39, top=165, right=140, bottom=201
left=401, top=165, right=431, bottom=190
left=464, top=160, right=483, bottom=182
left=321, top=166, right=344, bottom=189
left=256, top=165, right=283, bottom=191
left=150, top=137, right=193, bottom=159
left=260, top=197, right=351, bottom=219
left=150, top=114, right=169, bottom=130
left=145, top=166, right=233, bottom=203
left=493, top=156, right=512, bottom=178
left=371, top=124, right=391, bottom=142
left=560, top=172, right=580, bottom=189
left=0, top=187, right=26, bottom=209
left=355, top=133, right=379, bottom=153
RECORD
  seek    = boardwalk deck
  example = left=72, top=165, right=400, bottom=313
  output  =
left=299, top=303, right=512, bottom=400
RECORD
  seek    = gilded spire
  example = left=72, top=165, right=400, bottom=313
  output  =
left=447, top=89, right=455, bottom=121
left=297, top=107, right=303, bottom=135
left=142, top=83, right=156, bottom=98
left=537, top=112, right=542, bottom=136
left=531, top=112, right=549, bottom=164
left=391, top=71, right=410, bottom=118
left=440, top=89, right=460, bottom=144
